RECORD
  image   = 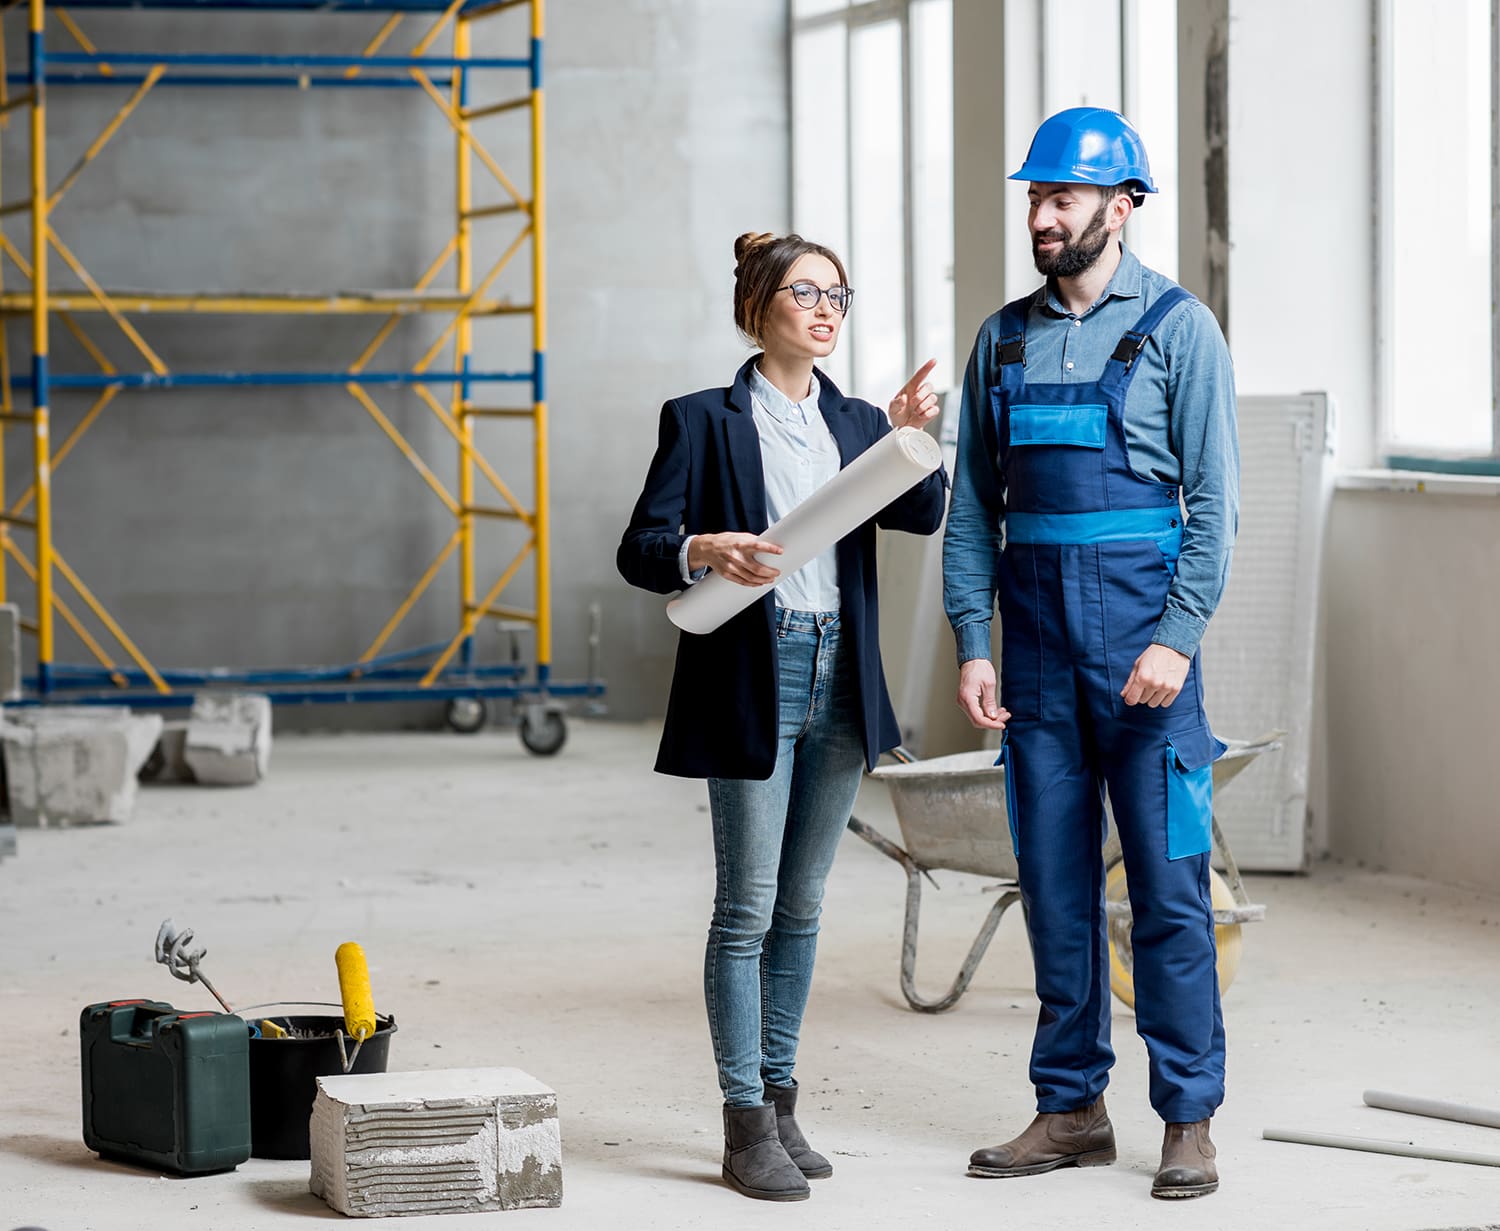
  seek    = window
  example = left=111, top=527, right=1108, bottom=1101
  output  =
left=1000, top=0, right=1179, bottom=300
left=791, top=0, right=955, bottom=401
left=1379, top=0, right=1497, bottom=457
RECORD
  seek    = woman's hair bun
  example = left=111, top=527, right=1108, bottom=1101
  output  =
left=734, top=231, right=777, bottom=272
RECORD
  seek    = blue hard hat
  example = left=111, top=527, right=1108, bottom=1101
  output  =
left=1010, top=107, right=1157, bottom=193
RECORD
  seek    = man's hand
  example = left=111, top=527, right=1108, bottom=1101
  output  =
left=687, top=533, right=783, bottom=587
left=956, top=659, right=1011, bottom=730
left=1120, top=643, right=1191, bottom=708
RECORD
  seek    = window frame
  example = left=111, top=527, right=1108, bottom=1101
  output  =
left=1375, top=0, right=1499, bottom=465
left=791, top=0, right=948, bottom=398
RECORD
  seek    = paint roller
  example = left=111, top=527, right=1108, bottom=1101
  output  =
left=334, top=941, right=377, bottom=1043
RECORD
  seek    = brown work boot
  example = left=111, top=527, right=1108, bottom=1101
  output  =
left=968, top=1095, right=1115, bottom=1178
left=1152, top=1119, right=1218, bottom=1199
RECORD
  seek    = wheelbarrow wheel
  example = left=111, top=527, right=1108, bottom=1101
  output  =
left=1104, top=860, right=1243, bottom=1009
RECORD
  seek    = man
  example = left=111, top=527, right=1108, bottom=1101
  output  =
left=942, top=107, right=1239, bottom=1200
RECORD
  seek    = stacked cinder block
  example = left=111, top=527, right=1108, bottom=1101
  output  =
left=309, top=1069, right=562, bottom=1218
left=0, top=707, right=163, bottom=826
left=0, top=602, right=20, bottom=701
left=183, top=691, right=272, bottom=785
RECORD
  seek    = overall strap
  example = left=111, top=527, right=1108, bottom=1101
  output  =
left=1100, top=285, right=1195, bottom=396
left=992, top=293, right=1034, bottom=397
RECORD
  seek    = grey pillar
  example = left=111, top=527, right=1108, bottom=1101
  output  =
left=1177, top=0, right=1230, bottom=332
left=953, top=0, right=1009, bottom=368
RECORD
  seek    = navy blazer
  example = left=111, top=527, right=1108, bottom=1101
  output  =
left=618, top=356, right=947, bottom=779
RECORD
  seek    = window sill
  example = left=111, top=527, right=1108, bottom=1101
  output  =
left=1337, top=469, right=1500, bottom=497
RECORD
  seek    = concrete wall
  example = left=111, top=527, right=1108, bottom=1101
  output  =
left=0, top=1, right=787, bottom=724
left=1323, top=487, right=1500, bottom=886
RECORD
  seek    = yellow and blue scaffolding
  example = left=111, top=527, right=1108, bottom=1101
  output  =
left=0, top=0, right=598, bottom=753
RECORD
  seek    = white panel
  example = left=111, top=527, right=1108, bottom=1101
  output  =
left=1383, top=0, right=1493, bottom=453
left=1121, top=0, right=1179, bottom=279
left=1002, top=0, right=1043, bottom=304
left=910, top=0, right=956, bottom=391
left=791, top=23, right=852, bottom=390
left=849, top=17, right=909, bottom=400
left=1041, top=0, right=1122, bottom=114
left=1199, top=393, right=1334, bottom=871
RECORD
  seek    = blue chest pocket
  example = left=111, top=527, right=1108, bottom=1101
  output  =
left=1007, top=404, right=1107, bottom=449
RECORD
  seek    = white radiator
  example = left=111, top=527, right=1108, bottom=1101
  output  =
left=1200, top=393, right=1334, bottom=872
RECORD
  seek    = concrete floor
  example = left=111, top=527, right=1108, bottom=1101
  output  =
left=3, top=721, right=1498, bottom=1231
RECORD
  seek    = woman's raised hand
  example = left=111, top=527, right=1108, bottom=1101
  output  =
left=888, top=359, right=940, bottom=430
left=687, top=532, right=784, bottom=587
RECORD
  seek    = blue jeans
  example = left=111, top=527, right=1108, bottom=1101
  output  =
left=704, top=609, right=866, bottom=1107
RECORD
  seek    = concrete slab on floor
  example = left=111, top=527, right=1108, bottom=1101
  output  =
left=1, top=721, right=1497, bottom=1231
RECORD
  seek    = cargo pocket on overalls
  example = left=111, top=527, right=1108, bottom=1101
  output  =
left=1164, top=725, right=1225, bottom=860
left=997, top=739, right=1020, bottom=858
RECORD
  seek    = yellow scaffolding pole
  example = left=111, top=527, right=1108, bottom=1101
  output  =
left=412, top=383, right=530, bottom=521
left=343, top=12, right=401, bottom=80
left=421, top=537, right=534, bottom=686
left=454, top=15, right=475, bottom=664
left=52, top=548, right=168, bottom=693
left=53, top=6, right=112, bottom=76
left=357, top=528, right=462, bottom=666
left=29, top=0, right=53, bottom=687
left=532, top=0, right=551, bottom=672
left=3, top=539, right=128, bottom=686
left=47, top=63, right=163, bottom=210
left=0, top=66, right=7, bottom=608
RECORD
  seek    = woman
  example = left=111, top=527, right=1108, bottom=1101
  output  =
left=617, top=232, right=946, bottom=1202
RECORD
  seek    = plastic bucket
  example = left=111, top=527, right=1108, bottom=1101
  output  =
left=246, top=1012, right=396, bottom=1159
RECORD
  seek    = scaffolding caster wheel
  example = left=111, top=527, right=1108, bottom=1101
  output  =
left=445, top=697, right=489, bottom=735
left=519, top=706, right=567, bottom=757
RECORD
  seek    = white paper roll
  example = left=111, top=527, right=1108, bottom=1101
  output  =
left=666, top=425, right=943, bottom=635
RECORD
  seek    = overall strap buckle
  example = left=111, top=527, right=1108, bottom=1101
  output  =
left=993, top=292, right=1036, bottom=371
left=1107, top=285, right=1196, bottom=374
left=996, top=336, right=1026, bottom=367
left=1110, top=331, right=1149, bottom=370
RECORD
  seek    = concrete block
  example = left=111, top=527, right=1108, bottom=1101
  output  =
left=0, top=604, right=20, bottom=701
left=0, top=707, right=163, bottom=827
left=184, top=692, right=272, bottom=786
left=139, top=722, right=191, bottom=783
left=309, top=1068, right=562, bottom=1218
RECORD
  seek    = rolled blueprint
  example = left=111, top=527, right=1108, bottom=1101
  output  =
left=667, top=425, right=942, bottom=635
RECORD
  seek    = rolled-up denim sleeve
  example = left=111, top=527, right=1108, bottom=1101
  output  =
left=1155, top=302, right=1239, bottom=656
left=942, top=319, right=1006, bottom=666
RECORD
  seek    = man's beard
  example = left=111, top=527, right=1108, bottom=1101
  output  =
left=1032, top=197, right=1112, bottom=278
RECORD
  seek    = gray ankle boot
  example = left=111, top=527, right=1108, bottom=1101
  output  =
left=763, top=1080, right=833, bottom=1179
left=721, top=1102, right=811, bottom=1201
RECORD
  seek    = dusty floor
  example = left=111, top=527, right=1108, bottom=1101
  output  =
left=2, top=721, right=1498, bottom=1230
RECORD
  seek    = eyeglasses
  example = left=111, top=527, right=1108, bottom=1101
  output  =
left=777, top=281, right=854, bottom=313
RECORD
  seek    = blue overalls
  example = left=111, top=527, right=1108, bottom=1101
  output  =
left=991, top=285, right=1227, bottom=1124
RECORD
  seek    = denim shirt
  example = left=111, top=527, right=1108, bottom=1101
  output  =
left=943, top=245, right=1239, bottom=662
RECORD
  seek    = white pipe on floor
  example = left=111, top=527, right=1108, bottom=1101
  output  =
left=1362, top=1090, right=1500, bottom=1130
left=1263, top=1128, right=1500, bottom=1168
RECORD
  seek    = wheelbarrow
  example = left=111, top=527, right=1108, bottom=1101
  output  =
left=847, top=731, right=1278, bottom=1013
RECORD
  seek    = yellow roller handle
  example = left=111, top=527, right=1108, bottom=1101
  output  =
left=335, top=942, right=377, bottom=1041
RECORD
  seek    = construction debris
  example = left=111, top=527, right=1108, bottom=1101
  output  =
left=0, top=707, right=162, bottom=826
left=184, top=692, right=272, bottom=786
left=310, top=1068, right=562, bottom=1217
